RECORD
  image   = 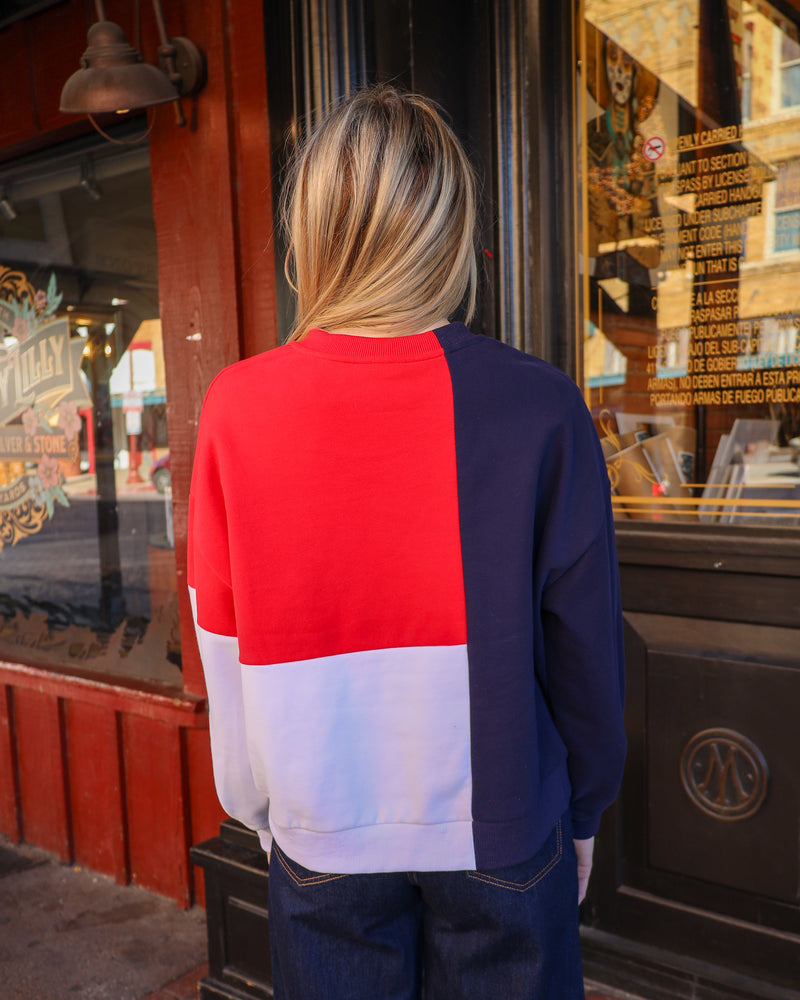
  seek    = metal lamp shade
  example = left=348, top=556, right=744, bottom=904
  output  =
left=60, top=21, right=178, bottom=115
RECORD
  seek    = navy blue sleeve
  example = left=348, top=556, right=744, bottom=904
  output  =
left=534, top=384, right=627, bottom=839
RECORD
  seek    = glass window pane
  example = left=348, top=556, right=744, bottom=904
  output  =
left=0, top=141, right=180, bottom=687
left=579, top=1, right=800, bottom=528
left=781, top=33, right=800, bottom=63
left=781, top=62, right=800, bottom=108
left=775, top=209, right=800, bottom=252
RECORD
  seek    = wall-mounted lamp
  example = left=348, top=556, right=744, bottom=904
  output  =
left=59, top=0, right=206, bottom=130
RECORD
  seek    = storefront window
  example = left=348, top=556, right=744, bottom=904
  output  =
left=0, top=140, right=180, bottom=686
left=578, top=0, right=800, bottom=526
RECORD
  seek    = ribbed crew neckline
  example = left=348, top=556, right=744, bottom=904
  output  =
left=296, top=326, right=451, bottom=362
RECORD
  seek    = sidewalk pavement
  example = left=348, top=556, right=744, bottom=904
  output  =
left=1, top=833, right=642, bottom=1000
left=0, top=836, right=207, bottom=1000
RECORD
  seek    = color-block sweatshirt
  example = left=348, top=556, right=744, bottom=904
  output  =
left=188, top=323, right=626, bottom=875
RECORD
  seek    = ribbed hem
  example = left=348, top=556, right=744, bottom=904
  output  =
left=269, top=818, right=477, bottom=874
left=295, top=327, right=448, bottom=363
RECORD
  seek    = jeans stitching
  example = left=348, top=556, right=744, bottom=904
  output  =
left=273, top=843, right=347, bottom=886
left=465, top=820, right=562, bottom=892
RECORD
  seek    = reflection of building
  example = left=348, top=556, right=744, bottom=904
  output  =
left=585, top=1, right=800, bottom=519
left=107, top=319, right=169, bottom=479
left=739, top=5, right=800, bottom=409
left=656, top=4, right=800, bottom=343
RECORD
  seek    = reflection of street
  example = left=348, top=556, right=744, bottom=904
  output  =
left=0, top=478, right=180, bottom=685
left=0, top=488, right=173, bottom=644
left=64, top=466, right=162, bottom=499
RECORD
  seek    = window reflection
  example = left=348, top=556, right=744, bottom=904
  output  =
left=580, top=1, right=800, bottom=526
left=0, top=141, right=179, bottom=686
left=780, top=33, right=800, bottom=109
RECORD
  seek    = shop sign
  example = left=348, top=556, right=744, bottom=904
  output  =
left=0, top=268, right=91, bottom=550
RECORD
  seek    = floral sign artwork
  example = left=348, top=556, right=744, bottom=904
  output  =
left=0, top=267, right=91, bottom=550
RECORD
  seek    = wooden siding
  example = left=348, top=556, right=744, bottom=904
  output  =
left=0, top=661, right=225, bottom=905
left=149, top=0, right=280, bottom=700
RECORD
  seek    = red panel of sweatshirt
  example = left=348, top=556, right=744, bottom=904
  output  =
left=189, top=330, right=468, bottom=665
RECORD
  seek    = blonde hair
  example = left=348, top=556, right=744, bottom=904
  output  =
left=281, top=85, right=477, bottom=341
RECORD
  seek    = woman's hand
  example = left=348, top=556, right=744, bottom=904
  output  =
left=574, top=836, right=595, bottom=904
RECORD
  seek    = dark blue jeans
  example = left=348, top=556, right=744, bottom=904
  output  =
left=267, top=813, right=584, bottom=999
